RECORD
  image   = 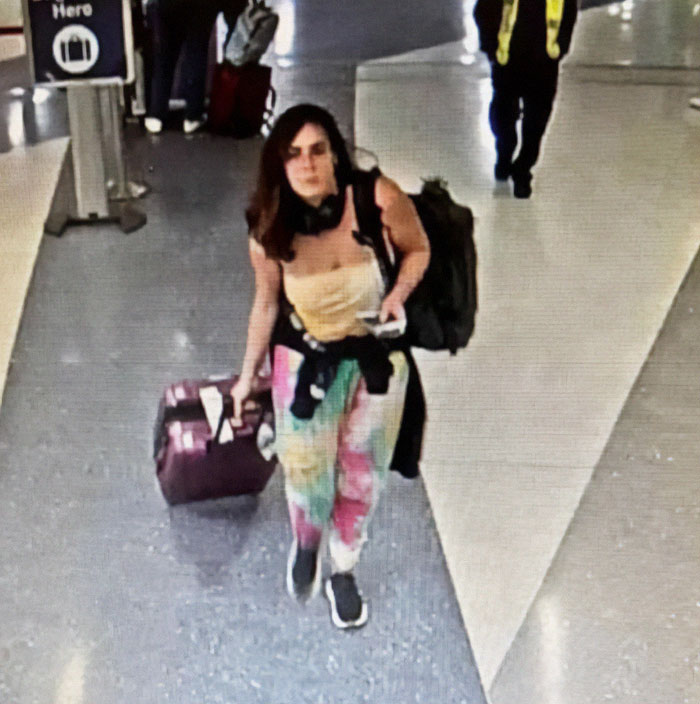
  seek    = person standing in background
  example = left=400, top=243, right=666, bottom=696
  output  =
left=144, top=0, right=246, bottom=134
left=474, top=0, right=578, bottom=198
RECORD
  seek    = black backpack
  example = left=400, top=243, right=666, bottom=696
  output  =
left=352, top=169, right=478, bottom=354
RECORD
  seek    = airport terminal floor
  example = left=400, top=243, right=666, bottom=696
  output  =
left=1, top=1, right=700, bottom=702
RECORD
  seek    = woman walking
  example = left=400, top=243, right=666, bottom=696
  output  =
left=232, top=104, right=429, bottom=628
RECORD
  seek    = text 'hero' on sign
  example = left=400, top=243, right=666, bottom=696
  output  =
left=44, top=1, right=95, bottom=21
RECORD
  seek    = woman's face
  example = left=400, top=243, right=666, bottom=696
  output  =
left=283, top=122, right=338, bottom=206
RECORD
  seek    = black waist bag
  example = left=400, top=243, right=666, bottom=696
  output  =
left=352, top=168, right=478, bottom=354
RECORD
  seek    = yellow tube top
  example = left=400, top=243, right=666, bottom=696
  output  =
left=283, top=257, right=385, bottom=342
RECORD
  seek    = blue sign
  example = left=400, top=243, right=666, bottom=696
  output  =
left=24, top=0, right=134, bottom=85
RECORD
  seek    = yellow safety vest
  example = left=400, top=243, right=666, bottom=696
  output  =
left=496, top=0, right=565, bottom=65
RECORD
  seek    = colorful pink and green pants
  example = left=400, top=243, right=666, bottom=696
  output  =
left=272, top=345, right=408, bottom=572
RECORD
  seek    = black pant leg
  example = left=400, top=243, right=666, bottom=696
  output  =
left=489, top=63, right=521, bottom=165
left=147, top=2, right=186, bottom=121
left=180, top=11, right=218, bottom=120
left=512, top=62, right=559, bottom=179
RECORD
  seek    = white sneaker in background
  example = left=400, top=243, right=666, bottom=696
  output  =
left=144, top=117, right=162, bottom=134
left=183, top=119, right=205, bottom=134
left=689, top=97, right=700, bottom=110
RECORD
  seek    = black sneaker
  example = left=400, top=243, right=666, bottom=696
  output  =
left=513, top=176, right=532, bottom=199
left=286, top=540, right=321, bottom=601
left=494, top=161, right=511, bottom=181
left=325, top=573, right=368, bottom=629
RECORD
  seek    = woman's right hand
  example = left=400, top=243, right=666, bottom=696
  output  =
left=230, top=375, right=255, bottom=425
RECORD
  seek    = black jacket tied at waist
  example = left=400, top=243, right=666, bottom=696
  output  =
left=272, top=307, right=425, bottom=479
left=290, top=334, right=395, bottom=420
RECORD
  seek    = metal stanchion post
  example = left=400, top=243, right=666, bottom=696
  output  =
left=25, top=0, right=146, bottom=236
left=45, top=85, right=147, bottom=235
left=68, top=84, right=110, bottom=220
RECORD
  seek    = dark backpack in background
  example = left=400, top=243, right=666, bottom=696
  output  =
left=224, top=0, right=279, bottom=67
left=352, top=168, right=478, bottom=355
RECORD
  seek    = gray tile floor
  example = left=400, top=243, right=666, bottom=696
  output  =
left=276, top=0, right=465, bottom=61
left=0, top=128, right=486, bottom=702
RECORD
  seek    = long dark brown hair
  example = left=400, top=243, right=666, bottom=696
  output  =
left=246, top=104, right=354, bottom=261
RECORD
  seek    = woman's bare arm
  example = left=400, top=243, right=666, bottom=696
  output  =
left=374, top=175, right=430, bottom=322
left=231, top=238, right=281, bottom=419
left=240, top=239, right=281, bottom=382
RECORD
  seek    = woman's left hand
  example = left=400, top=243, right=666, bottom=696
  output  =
left=379, top=292, right=406, bottom=324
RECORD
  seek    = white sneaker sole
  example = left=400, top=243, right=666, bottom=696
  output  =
left=144, top=117, right=162, bottom=134
left=286, top=538, right=322, bottom=601
left=324, top=578, right=368, bottom=629
left=183, top=119, right=204, bottom=134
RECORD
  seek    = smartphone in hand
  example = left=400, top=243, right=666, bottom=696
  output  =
left=356, top=311, right=406, bottom=339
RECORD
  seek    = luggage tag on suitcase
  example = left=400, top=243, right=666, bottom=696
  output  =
left=199, top=385, right=275, bottom=463
left=199, top=386, right=234, bottom=443
left=200, top=385, right=255, bottom=442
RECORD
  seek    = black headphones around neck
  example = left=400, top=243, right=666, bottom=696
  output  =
left=289, top=188, right=346, bottom=235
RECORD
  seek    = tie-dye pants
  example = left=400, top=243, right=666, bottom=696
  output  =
left=272, top=345, right=409, bottom=572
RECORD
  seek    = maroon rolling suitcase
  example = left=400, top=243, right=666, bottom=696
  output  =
left=208, top=61, right=275, bottom=137
left=153, top=375, right=276, bottom=505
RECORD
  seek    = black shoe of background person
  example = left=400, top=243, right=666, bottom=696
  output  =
left=494, top=161, right=511, bottom=181
left=287, top=540, right=321, bottom=601
left=325, top=573, right=368, bottom=629
left=513, top=176, right=532, bottom=199
left=511, top=160, right=532, bottom=199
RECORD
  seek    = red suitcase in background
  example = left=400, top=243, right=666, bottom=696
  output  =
left=154, top=375, right=276, bottom=505
left=207, top=62, right=275, bottom=137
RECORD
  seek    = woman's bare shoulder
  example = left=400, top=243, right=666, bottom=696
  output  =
left=374, top=174, right=405, bottom=210
left=249, top=238, right=282, bottom=278
left=249, top=238, right=266, bottom=257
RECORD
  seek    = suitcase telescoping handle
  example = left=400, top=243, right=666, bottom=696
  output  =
left=213, top=394, right=234, bottom=444
left=212, top=393, right=263, bottom=445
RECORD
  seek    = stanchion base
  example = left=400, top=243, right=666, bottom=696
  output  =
left=113, top=201, right=147, bottom=233
left=45, top=202, right=147, bottom=237
left=44, top=211, right=70, bottom=237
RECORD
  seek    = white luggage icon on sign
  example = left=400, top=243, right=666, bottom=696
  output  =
left=61, top=34, right=91, bottom=63
left=53, top=25, right=99, bottom=74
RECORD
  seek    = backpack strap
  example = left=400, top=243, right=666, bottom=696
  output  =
left=351, top=167, right=396, bottom=289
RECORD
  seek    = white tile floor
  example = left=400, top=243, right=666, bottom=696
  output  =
left=567, top=0, right=700, bottom=69
left=0, top=137, right=68, bottom=398
left=0, top=34, right=24, bottom=62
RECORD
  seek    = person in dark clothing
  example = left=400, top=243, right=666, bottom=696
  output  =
left=144, top=0, right=245, bottom=134
left=474, top=0, right=578, bottom=198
